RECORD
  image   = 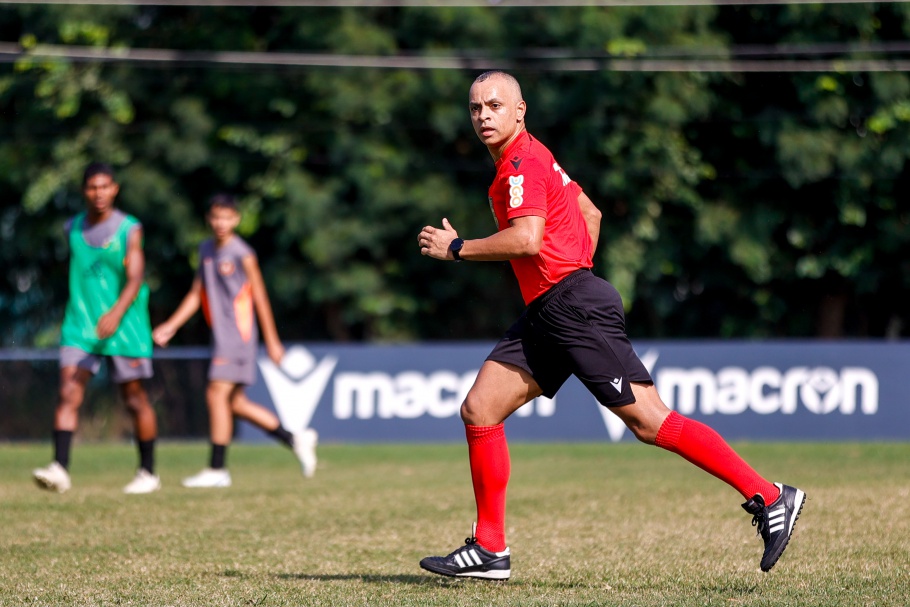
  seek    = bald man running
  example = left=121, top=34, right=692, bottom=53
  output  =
left=416, top=71, right=805, bottom=580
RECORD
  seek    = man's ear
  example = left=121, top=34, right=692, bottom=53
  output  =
left=516, top=100, right=526, bottom=123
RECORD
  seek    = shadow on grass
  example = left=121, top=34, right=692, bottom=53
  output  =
left=274, top=572, right=518, bottom=586
left=697, top=580, right=760, bottom=595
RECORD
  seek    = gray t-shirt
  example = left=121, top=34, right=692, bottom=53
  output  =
left=198, top=236, right=259, bottom=362
left=65, top=210, right=139, bottom=247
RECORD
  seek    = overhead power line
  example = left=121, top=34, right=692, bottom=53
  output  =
left=4, top=42, right=910, bottom=72
left=0, top=0, right=907, bottom=5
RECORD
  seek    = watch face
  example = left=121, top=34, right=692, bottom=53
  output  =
left=450, top=238, right=464, bottom=260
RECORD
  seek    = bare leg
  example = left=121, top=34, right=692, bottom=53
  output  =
left=206, top=380, right=235, bottom=445
left=460, top=360, right=543, bottom=426
left=119, top=379, right=157, bottom=442
left=229, top=387, right=281, bottom=431
left=119, top=380, right=157, bottom=476
left=613, top=382, right=778, bottom=503
left=50, top=366, right=93, bottom=469
left=54, top=366, right=93, bottom=432
left=608, top=382, right=671, bottom=444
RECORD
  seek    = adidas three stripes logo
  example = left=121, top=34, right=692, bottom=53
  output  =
left=454, top=549, right=484, bottom=569
left=768, top=505, right=786, bottom=534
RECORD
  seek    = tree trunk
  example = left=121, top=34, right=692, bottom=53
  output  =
left=816, top=292, right=847, bottom=338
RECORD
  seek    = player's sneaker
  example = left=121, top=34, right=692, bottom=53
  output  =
left=292, top=428, right=318, bottom=478
left=419, top=524, right=511, bottom=580
left=123, top=469, right=161, bottom=494
left=181, top=468, right=232, bottom=488
left=742, top=482, right=806, bottom=572
left=32, top=461, right=72, bottom=493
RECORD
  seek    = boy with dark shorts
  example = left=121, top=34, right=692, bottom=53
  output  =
left=33, top=162, right=161, bottom=495
left=416, top=71, right=805, bottom=579
left=153, top=194, right=317, bottom=487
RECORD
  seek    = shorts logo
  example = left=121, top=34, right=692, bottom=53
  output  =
left=218, top=260, right=235, bottom=276
left=610, top=377, right=623, bottom=393
left=508, top=175, right=524, bottom=208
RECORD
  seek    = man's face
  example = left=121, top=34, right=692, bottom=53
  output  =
left=82, top=174, right=119, bottom=216
left=469, top=75, right=526, bottom=154
left=207, top=205, right=241, bottom=240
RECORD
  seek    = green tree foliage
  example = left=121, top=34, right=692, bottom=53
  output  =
left=1, top=4, right=908, bottom=345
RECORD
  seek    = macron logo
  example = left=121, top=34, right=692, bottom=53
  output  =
left=610, top=377, right=623, bottom=394
left=597, top=350, right=659, bottom=443
left=259, top=346, right=338, bottom=432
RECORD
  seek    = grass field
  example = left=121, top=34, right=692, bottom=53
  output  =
left=1, top=441, right=908, bottom=606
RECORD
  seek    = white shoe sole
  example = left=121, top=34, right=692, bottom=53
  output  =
left=33, top=471, right=70, bottom=493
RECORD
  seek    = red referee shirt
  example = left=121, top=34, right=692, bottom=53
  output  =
left=488, top=130, right=593, bottom=304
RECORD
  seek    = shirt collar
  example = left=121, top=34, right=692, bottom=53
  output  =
left=494, top=130, right=531, bottom=168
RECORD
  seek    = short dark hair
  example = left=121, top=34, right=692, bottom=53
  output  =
left=208, top=193, right=238, bottom=212
left=475, top=70, right=509, bottom=83
left=472, top=70, right=523, bottom=100
left=83, top=162, right=115, bottom=185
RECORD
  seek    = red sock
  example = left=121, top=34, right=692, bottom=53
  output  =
left=655, top=411, right=780, bottom=504
left=466, top=423, right=510, bottom=552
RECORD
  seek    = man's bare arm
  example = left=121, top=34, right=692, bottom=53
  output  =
left=152, top=277, right=202, bottom=346
left=243, top=254, right=284, bottom=365
left=418, top=215, right=545, bottom=262
left=577, top=191, right=602, bottom=252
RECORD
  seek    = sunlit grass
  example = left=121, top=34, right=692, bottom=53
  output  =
left=1, top=441, right=908, bottom=606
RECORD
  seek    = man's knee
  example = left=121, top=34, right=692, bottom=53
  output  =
left=120, top=382, right=149, bottom=413
left=57, top=382, right=82, bottom=411
left=625, top=420, right=659, bottom=445
left=460, top=389, right=486, bottom=425
left=229, top=395, right=248, bottom=415
left=613, top=384, right=671, bottom=445
left=57, top=372, right=88, bottom=411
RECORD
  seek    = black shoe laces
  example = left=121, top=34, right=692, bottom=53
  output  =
left=750, top=511, right=766, bottom=534
left=743, top=497, right=768, bottom=537
left=445, top=536, right=479, bottom=560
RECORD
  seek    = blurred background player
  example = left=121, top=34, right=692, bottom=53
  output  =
left=152, top=194, right=317, bottom=487
left=33, top=162, right=161, bottom=495
left=417, top=71, right=805, bottom=579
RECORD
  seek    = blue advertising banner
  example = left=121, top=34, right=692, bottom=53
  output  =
left=239, top=341, right=909, bottom=443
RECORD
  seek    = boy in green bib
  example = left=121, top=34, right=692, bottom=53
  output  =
left=33, top=163, right=161, bottom=494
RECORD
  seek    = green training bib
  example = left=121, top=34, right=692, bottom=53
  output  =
left=60, top=212, right=152, bottom=357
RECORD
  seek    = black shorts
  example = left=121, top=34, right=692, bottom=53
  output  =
left=486, top=269, right=652, bottom=407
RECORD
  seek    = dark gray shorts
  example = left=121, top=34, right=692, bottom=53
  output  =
left=59, top=346, right=153, bottom=384
left=208, top=355, right=257, bottom=386
left=486, top=269, right=652, bottom=407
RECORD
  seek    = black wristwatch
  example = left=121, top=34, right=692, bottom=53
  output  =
left=449, top=238, right=465, bottom=262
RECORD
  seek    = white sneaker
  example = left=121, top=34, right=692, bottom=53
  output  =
left=33, top=461, right=72, bottom=493
left=292, top=428, right=318, bottom=478
left=182, top=468, right=232, bottom=488
left=123, top=469, right=161, bottom=494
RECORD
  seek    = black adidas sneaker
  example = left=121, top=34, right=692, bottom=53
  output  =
left=742, top=482, right=806, bottom=572
left=420, top=526, right=511, bottom=580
